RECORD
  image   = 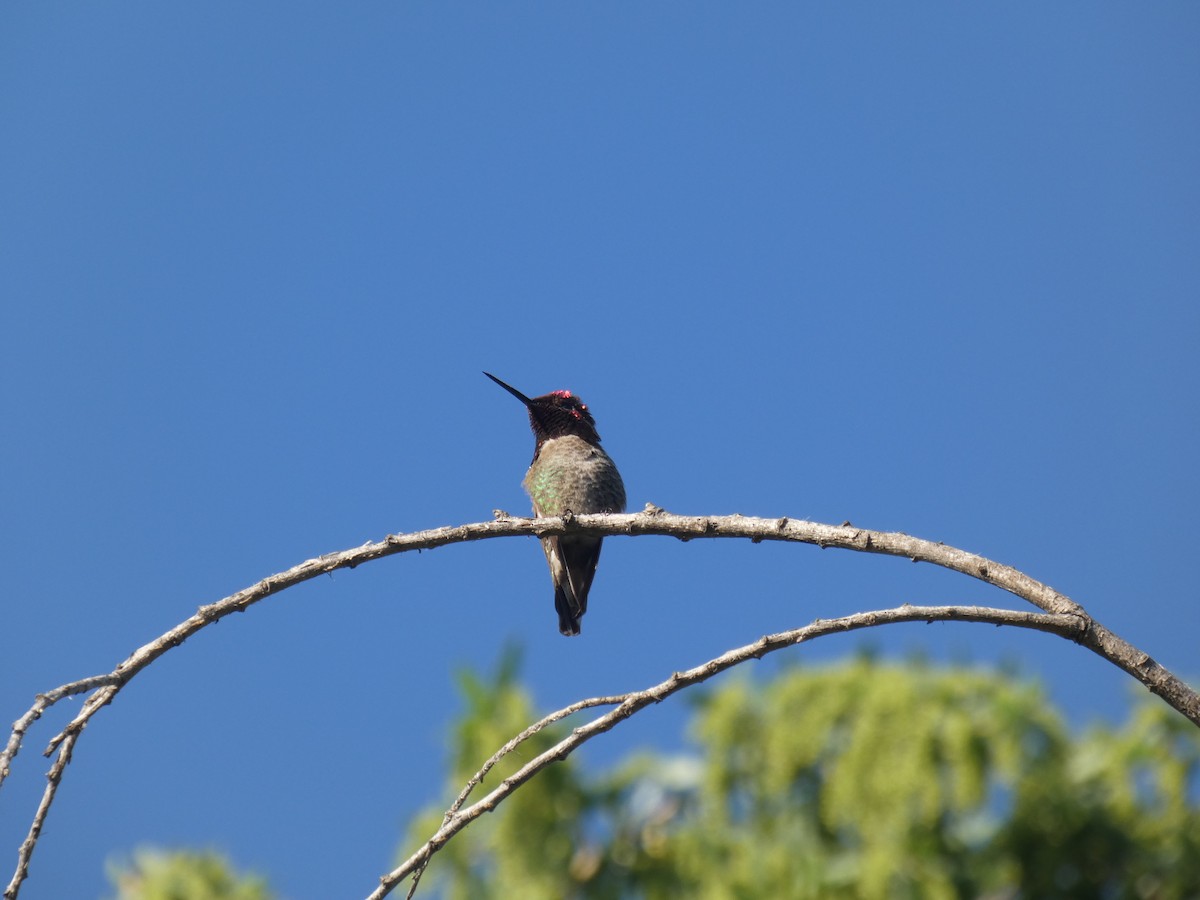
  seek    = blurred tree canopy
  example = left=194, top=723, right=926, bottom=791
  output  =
left=404, top=650, right=1200, bottom=900
left=105, top=654, right=1200, bottom=899
left=106, top=847, right=272, bottom=900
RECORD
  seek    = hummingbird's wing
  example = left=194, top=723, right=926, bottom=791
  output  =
left=531, top=492, right=606, bottom=636
left=559, top=535, right=602, bottom=617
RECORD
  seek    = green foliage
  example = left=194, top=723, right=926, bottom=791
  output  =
left=106, top=847, right=272, bottom=900
left=404, top=656, right=1200, bottom=899
left=408, top=643, right=592, bottom=900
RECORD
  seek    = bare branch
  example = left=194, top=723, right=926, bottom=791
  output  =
left=3, top=508, right=1197, bottom=899
left=377, top=604, right=1086, bottom=899
left=1, top=674, right=115, bottom=787
left=4, top=734, right=77, bottom=900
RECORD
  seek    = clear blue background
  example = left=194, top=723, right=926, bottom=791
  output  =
left=2, top=4, right=1197, bottom=898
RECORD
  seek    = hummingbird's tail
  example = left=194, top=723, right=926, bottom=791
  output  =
left=554, top=586, right=583, bottom=636
left=543, top=535, right=603, bottom=637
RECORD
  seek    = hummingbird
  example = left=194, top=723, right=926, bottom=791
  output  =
left=485, top=372, right=627, bottom=636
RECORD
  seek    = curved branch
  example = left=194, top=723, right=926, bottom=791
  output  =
left=2, top=508, right=1197, bottom=899
left=377, top=604, right=1086, bottom=899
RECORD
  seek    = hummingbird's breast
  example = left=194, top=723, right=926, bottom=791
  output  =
left=523, top=435, right=626, bottom=517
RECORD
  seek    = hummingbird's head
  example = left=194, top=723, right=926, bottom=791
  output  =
left=484, top=372, right=603, bottom=447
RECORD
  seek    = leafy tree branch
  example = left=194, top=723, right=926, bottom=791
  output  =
left=3, top=508, right=1197, bottom=899
left=399, top=655, right=1200, bottom=899
left=385, top=604, right=1084, bottom=899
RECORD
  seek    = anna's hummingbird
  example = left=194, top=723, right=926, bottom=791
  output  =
left=485, top=372, right=627, bottom=636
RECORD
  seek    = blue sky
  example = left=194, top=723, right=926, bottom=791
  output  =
left=2, top=4, right=1197, bottom=898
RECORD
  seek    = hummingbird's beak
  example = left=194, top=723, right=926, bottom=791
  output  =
left=483, top=372, right=533, bottom=406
